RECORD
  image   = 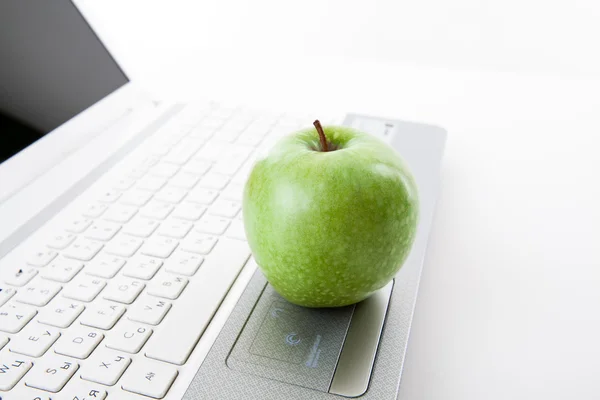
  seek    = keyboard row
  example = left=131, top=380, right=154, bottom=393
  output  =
left=0, top=237, right=251, bottom=398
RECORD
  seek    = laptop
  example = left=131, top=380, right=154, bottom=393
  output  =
left=0, top=1, right=446, bottom=399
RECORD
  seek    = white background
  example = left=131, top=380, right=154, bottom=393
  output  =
left=80, top=0, right=600, bottom=81
left=79, top=1, right=600, bottom=399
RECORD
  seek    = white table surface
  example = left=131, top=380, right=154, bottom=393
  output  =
left=79, top=2, right=600, bottom=398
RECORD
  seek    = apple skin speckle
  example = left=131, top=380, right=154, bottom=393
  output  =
left=243, top=124, right=419, bottom=308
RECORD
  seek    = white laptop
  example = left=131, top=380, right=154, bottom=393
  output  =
left=0, top=1, right=446, bottom=399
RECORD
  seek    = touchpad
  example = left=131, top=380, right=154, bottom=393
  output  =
left=227, top=281, right=394, bottom=397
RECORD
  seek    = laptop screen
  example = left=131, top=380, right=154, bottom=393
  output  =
left=0, top=0, right=129, bottom=164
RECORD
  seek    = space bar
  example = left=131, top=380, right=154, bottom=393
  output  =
left=145, top=238, right=251, bottom=365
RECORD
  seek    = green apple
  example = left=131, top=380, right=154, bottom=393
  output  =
left=243, top=121, right=419, bottom=307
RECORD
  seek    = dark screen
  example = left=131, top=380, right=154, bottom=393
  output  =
left=0, top=0, right=129, bottom=163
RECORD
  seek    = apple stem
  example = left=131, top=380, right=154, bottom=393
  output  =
left=313, top=120, right=329, bottom=152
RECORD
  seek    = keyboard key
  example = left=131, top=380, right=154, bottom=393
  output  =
left=0, top=335, right=7, bottom=350
left=212, top=151, right=251, bottom=176
left=9, top=323, right=60, bottom=357
left=80, top=301, right=125, bottom=330
left=186, top=187, right=218, bottom=205
left=179, top=104, right=210, bottom=122
left=47, top=232, right=77, bottom=250
left=63, top=239, right=103, bottom=261
left=102, top=277, right=144, bottom=304
left=182, top=159, right=211, bottom=176
left=197, top=171, right=229, bottom=190
left=236, top=131, right=265, bottom=146
left=147, top=274, right=188, bottom=300
left=103, top=204, right=137, bottom=223
left=222, top=117, right=251, bottom=130
left=195, top=214, right=230, bottom=235
left=182, top=120, right=210, bottom=136
left=0, top=302, right=36, bottom=333
left=181, top=232, right=218, bottom=255
left=104, top=235, right=143, bottom=257
left=139, top=200, right=174, bottom=220
left=195, top=141, right=227, bottom=161
left=82, top=203, right=109, bottom=218
left=143, top=139, right=175, bottom=153
left=177, top=135, right=206, bottom=152
left=207, top=112, right=233, bottom=125
left=85, top=254, right=125, bottom=279
left=137, top=175, right=167, bottom=192
left=25, top=355, right=79, bottom=392
left=0, top=286, right=17, bottom=307
left=154, top=187, right=187, bottom=204
left=168, top=171, right=200, bottom=189
left=171, top=202, right=206, bottom=221
left=188, top=126, right=216, bottom=141
left=55, top=325, right=104, bottom=359
left=62, top=275, right=106, bottom=302
left=122, top=216, right=160, bottom=237
left=84, top=220, right=121, bottom=241
left=80, top=348, right=131, bottom=386
left=240, top=119, right=273, bottom=135
left=218, top=122, right=249, bottom=143
left=122, top=255, right=163, bottom=280
left=176, top=107, right=206, bottom=123
left=218, top=128, right=244, bottom=144
left=226, top=219, right=247, bottom=241
left=248, top=115, right=277, bottom=130
left=233, top=150, right=257, bottom=177
left=97, top=189, right=122, bottom=203
left=164, top=251, right=203, bottom=276
left=121, top=359, right=178, bottom=399
left=145, top=139, right=175, bottom=157
left=37, top=298, right=84, bottom=328
left=127, top=166, right=147, bottom=179
left=0, top=354, right=33, bottom=391
left=163, top=139, right=203, bottom=165
left=3, top=266, right=38, bottom=287
left=112, top=176, right=136, bottom=191
left=145, top=238, right=250, bottom=365
left=163, top=120, right=192, bottom=136
left=65, top=218, right=93, bottom=234
left=138, top=143, right=171, bottom=160
left=13, top=387, right=52, bottom=400
left=42, top=258, right=83, bottom=282
left=208, top=199, right=241, bottom=218
left=60, top=380, right=108, bottom=400
left=105, top=320, right=152, bottom=354
left=120, top=189, right=153, bottom=207
left=135, top=155, right=160, bottom=170
left=140, top=237, right=178, bottom=259
left=149, top=162, right=179, bottom=178
left=220, top=182, right=244, bottom=202
left=200, top=115, right=227, bottom=128
left=157, top=219, right=193, bottom=239
left=26, top=249, right=58, bottom=267
left=229, top=144, right=254, bottom=161
left=127, top=295, right=171, bottom=325
left=15, top=280, right=61, bottom=306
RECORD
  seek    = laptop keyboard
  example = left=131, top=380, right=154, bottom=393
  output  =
left=0, top=104, right=336, bottom=399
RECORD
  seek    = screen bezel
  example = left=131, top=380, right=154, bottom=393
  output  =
left=0, top=0, right=138, bottom=203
